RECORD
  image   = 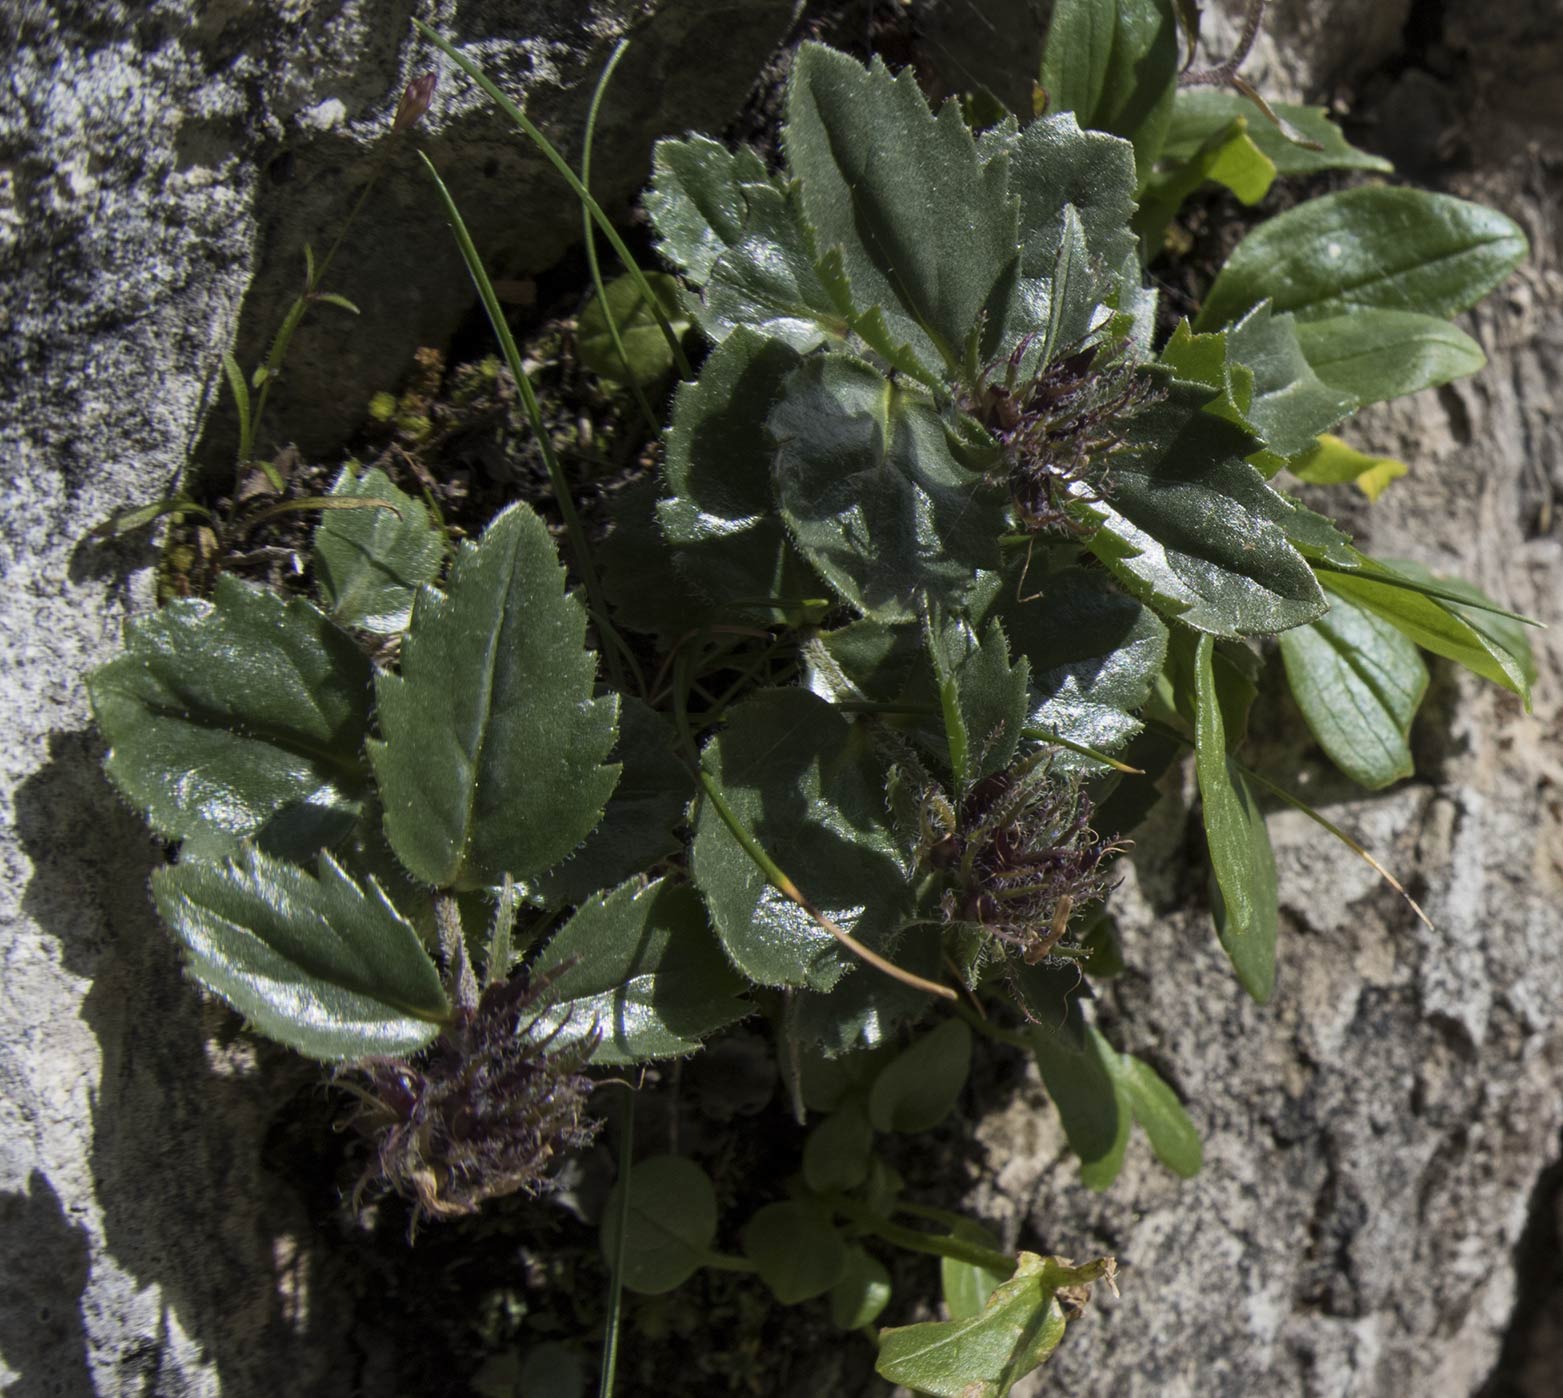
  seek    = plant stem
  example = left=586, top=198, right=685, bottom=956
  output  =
left=825, top=1193, right=1016, bottom=1277
left=598, top=1083, right=635, bottom=1398
left=949, top=997, right=1035, bottom=1051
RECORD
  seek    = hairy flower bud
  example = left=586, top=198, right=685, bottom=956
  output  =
left=393, top=72, right=438, bottom=133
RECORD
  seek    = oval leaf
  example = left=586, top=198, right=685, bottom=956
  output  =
left=313, top=465, right=444, bottom=634
left=1196, top=186, right=1528, bottom=330
left=151, top=847, right=448, bottom=1061
left=600, top=1155, right=719, bottom=1296
left=1294, top=309, right=1486, bottom=408
left=831, top=1245, right=893, bottom=1330
left=1032, top=1022, right=1130, bottom=1189
left=1116, top=1054, right=1203, bottom=1178
left=577, top=271, right=690, bottom=387
left=370, top=503, right=620, bottom=890
left=803, top=1099, right=875, bottom=1194
left=741, top=1201, right=848, bottom=1304
left=88, top=575, right=371, bottom=846
left=868, top=1019, right=972, bottom=1133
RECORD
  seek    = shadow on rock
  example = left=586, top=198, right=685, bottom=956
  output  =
left=0, top=1172, right=93, bottom=1398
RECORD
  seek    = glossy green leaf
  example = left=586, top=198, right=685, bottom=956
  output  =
left=312, top=465, right=444, bottom=634
left=1279, top=592, right=1428, bottom=789
left=1193, top=633, right=1277, bottom=1002
left=1196, top=187, right=1528, bottom=330
left=1077, top=375, right=1327, bottom=636
left=1289, top=434, right=1408, bottom=501
left=1041, top=0, right=1180, bottom=177
left=646, top=135, right=768, bottom=283
left=868, top=1019, right=972, bottom=1133
left=527, top=697, right=692, bottom=905
left=803, top=1099, right=875, bottom=1193
left=371, top=503, right=620, bottom=890
left=530, top=879, right=748, bottom=1066
left=600, top=1155, right=718, bottom=1295
left=742, top=1202, right=848, bottom=1304
left=941, top=1220, right=1009, bottom=1322
left=993, top=566, right=1168, bottom=759
left=771, top=354, right=1005, bottom=621
left=1293, top=309, right=1486, bottom=407
left=831, top=1245, right=893, bottom=1330
left=788, top=921, right=946, bottom=1057
left=658, top=327, right=820, bottom=624
left=785, top=44, right=1019, bottom=377
left=1116, top=1054, right=1202, bottom=1177
left=1380, top=558, right=1538, bottom=691
left=691, top=688, right=913, bottom=990
left=705, top=179, right=850, bottom=351
left=150, top=847, right=448, bottom=1061
left=1164, top=90, right=1393, bottom=176
left=877, top=1252, right=1114, bottom=1395
left=1319, top=555, right=1531, bottom=702
left=1032, top=1022, right=1130, bottom=1189
left=577, top=271, right=691, bottom=386
left=926, top=611, right=1030, bottom=791
left=88, top=575, right=371, bottom=846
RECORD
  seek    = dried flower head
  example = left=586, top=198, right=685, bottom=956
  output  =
left=960, top=335, right=1159, bottom=534
left=393, top=72, right=438, bottom=133
left=341, top=965, right=598, bottom=1229
left=917, top=755, right=1125, bottom=967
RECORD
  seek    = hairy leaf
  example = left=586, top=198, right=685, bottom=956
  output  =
left=1196, top=187, right=1528, bottom=330
left=926, top=611, right=1030, bottom=791
left=1193, top=633, right=1277, bottom=1002
left=771, top=354, right=1005, bottom=621
left=691, top=688, right=913, bottom=990
left=371, top=503, right=620, bottom=890
left=88, top=575, right=371, bottom=846
left=530, top=878, right=747, bottom=1065
left=1279, top=592, right=1428, bottom=789
left=151, top=847, right=448, bottom=1061
left=645, top=135, right=768, bottom=282
left=313, top=465, right=444, bottom=634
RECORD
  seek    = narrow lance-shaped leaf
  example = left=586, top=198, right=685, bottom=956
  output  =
left=1193, top=632, right=1278, bottom=1002
left=371, top=503, right=620, bottom=890
left=87, top=575, right=372, bottom=847
left=1196, top=186, right=1528, bottom=330
left=152, top=847, right=449, bottom=1061
left=1115, top=1053, right=1202, bottom=1177
left=529, top=878, right=749, bottom=1066
left=1279, top=591, right=1428, bottom=790
left=1293, top=309, right=1486, bottom=409
left=1031, top=1022, right=1130, bottom=1190
left=313, top=465, right=444, bottom=634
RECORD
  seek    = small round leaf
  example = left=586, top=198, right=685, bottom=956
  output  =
left=741, top=1201, right=848, bottom=1304
left=830, top=1245, right=892, bottom=1330
left=802, top=1100, right=874, bottom=1193
left=868, top=1019, right=972, bottom=1133
left=599, top=1155, right=717, bottom=1295
left=577, top=271, right=690, bottom=386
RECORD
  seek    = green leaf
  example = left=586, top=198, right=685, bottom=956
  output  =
left=1379, top=558, right=1538, bottom=691
left=742, top=1202, right=848, bottom=1304
left=803, top=1099, right=875, bottom=1193
left=831, top=1245, right=893, bottom=1330
left=1290, top=434, right=1407, bottom=501
left=1164, top=90, right=1393, bottom=177
left=529, top=878, right=748, bottom=1066
left=868, top=1019, right=973, bottom=1133
left=646, top=135, right=768, bottom=283
left=658, top=328, right=820, bottom=624
left=1193, top=633, right=1278, bottom=1002
left=877, top=1252, right=1114, bottom=1395
left=313, top=465, right=444, bottom=634
left=992, top=566, right=1168, bottom=759
left=691, top=688, right=913, bottom=990
left=1077, top=374, right=1327, bottom=636
left=599, top=476, right=717, bottom=640
left=1032, top=1022, right=1130, bottom=1189
left=1279, top=592, right=1428, bottom=789
left=600, top=1155, right=718, bottom=1296
left=1041, top=0, right=1180, bottom=177
left=1293, top=309, right=1486, bottom=407
left=151, top=847, right=448, bottom=1061
left=784, top=44, right=1019, bottom=377
left=1318, top=555, right=1532, bottom=703
left=1135, top=119, right=1275, bottom=253
left=370, top=503, right=620, bottom=890
left=527, top=697, right=693, bottom=905
left=1116, top=1054, right=1202, bottom=1177
left=788, top=921, right=946, bottom=1057
left=926, top=611, right=1030, bottom=791
left=1196, top=187, right=1528, bottom=330
left=705, top=179, right=851, bottom=351
left=577, top=271, right=691, bottom=386
left=771, top=355, right=1005, bottom=621
left=941, top=1220, right=1009, bottom=1322
left=88, top=575, right=371, bottom=846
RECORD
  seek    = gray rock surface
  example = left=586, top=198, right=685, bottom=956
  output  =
left=0, top=2, right=795, bottom=1393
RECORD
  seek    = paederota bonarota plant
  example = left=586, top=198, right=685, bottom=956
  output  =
left=87, top=3, right=1536, bottom=1392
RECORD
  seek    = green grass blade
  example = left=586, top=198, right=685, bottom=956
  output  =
left=598, top=1083, right=636, bottom=1398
